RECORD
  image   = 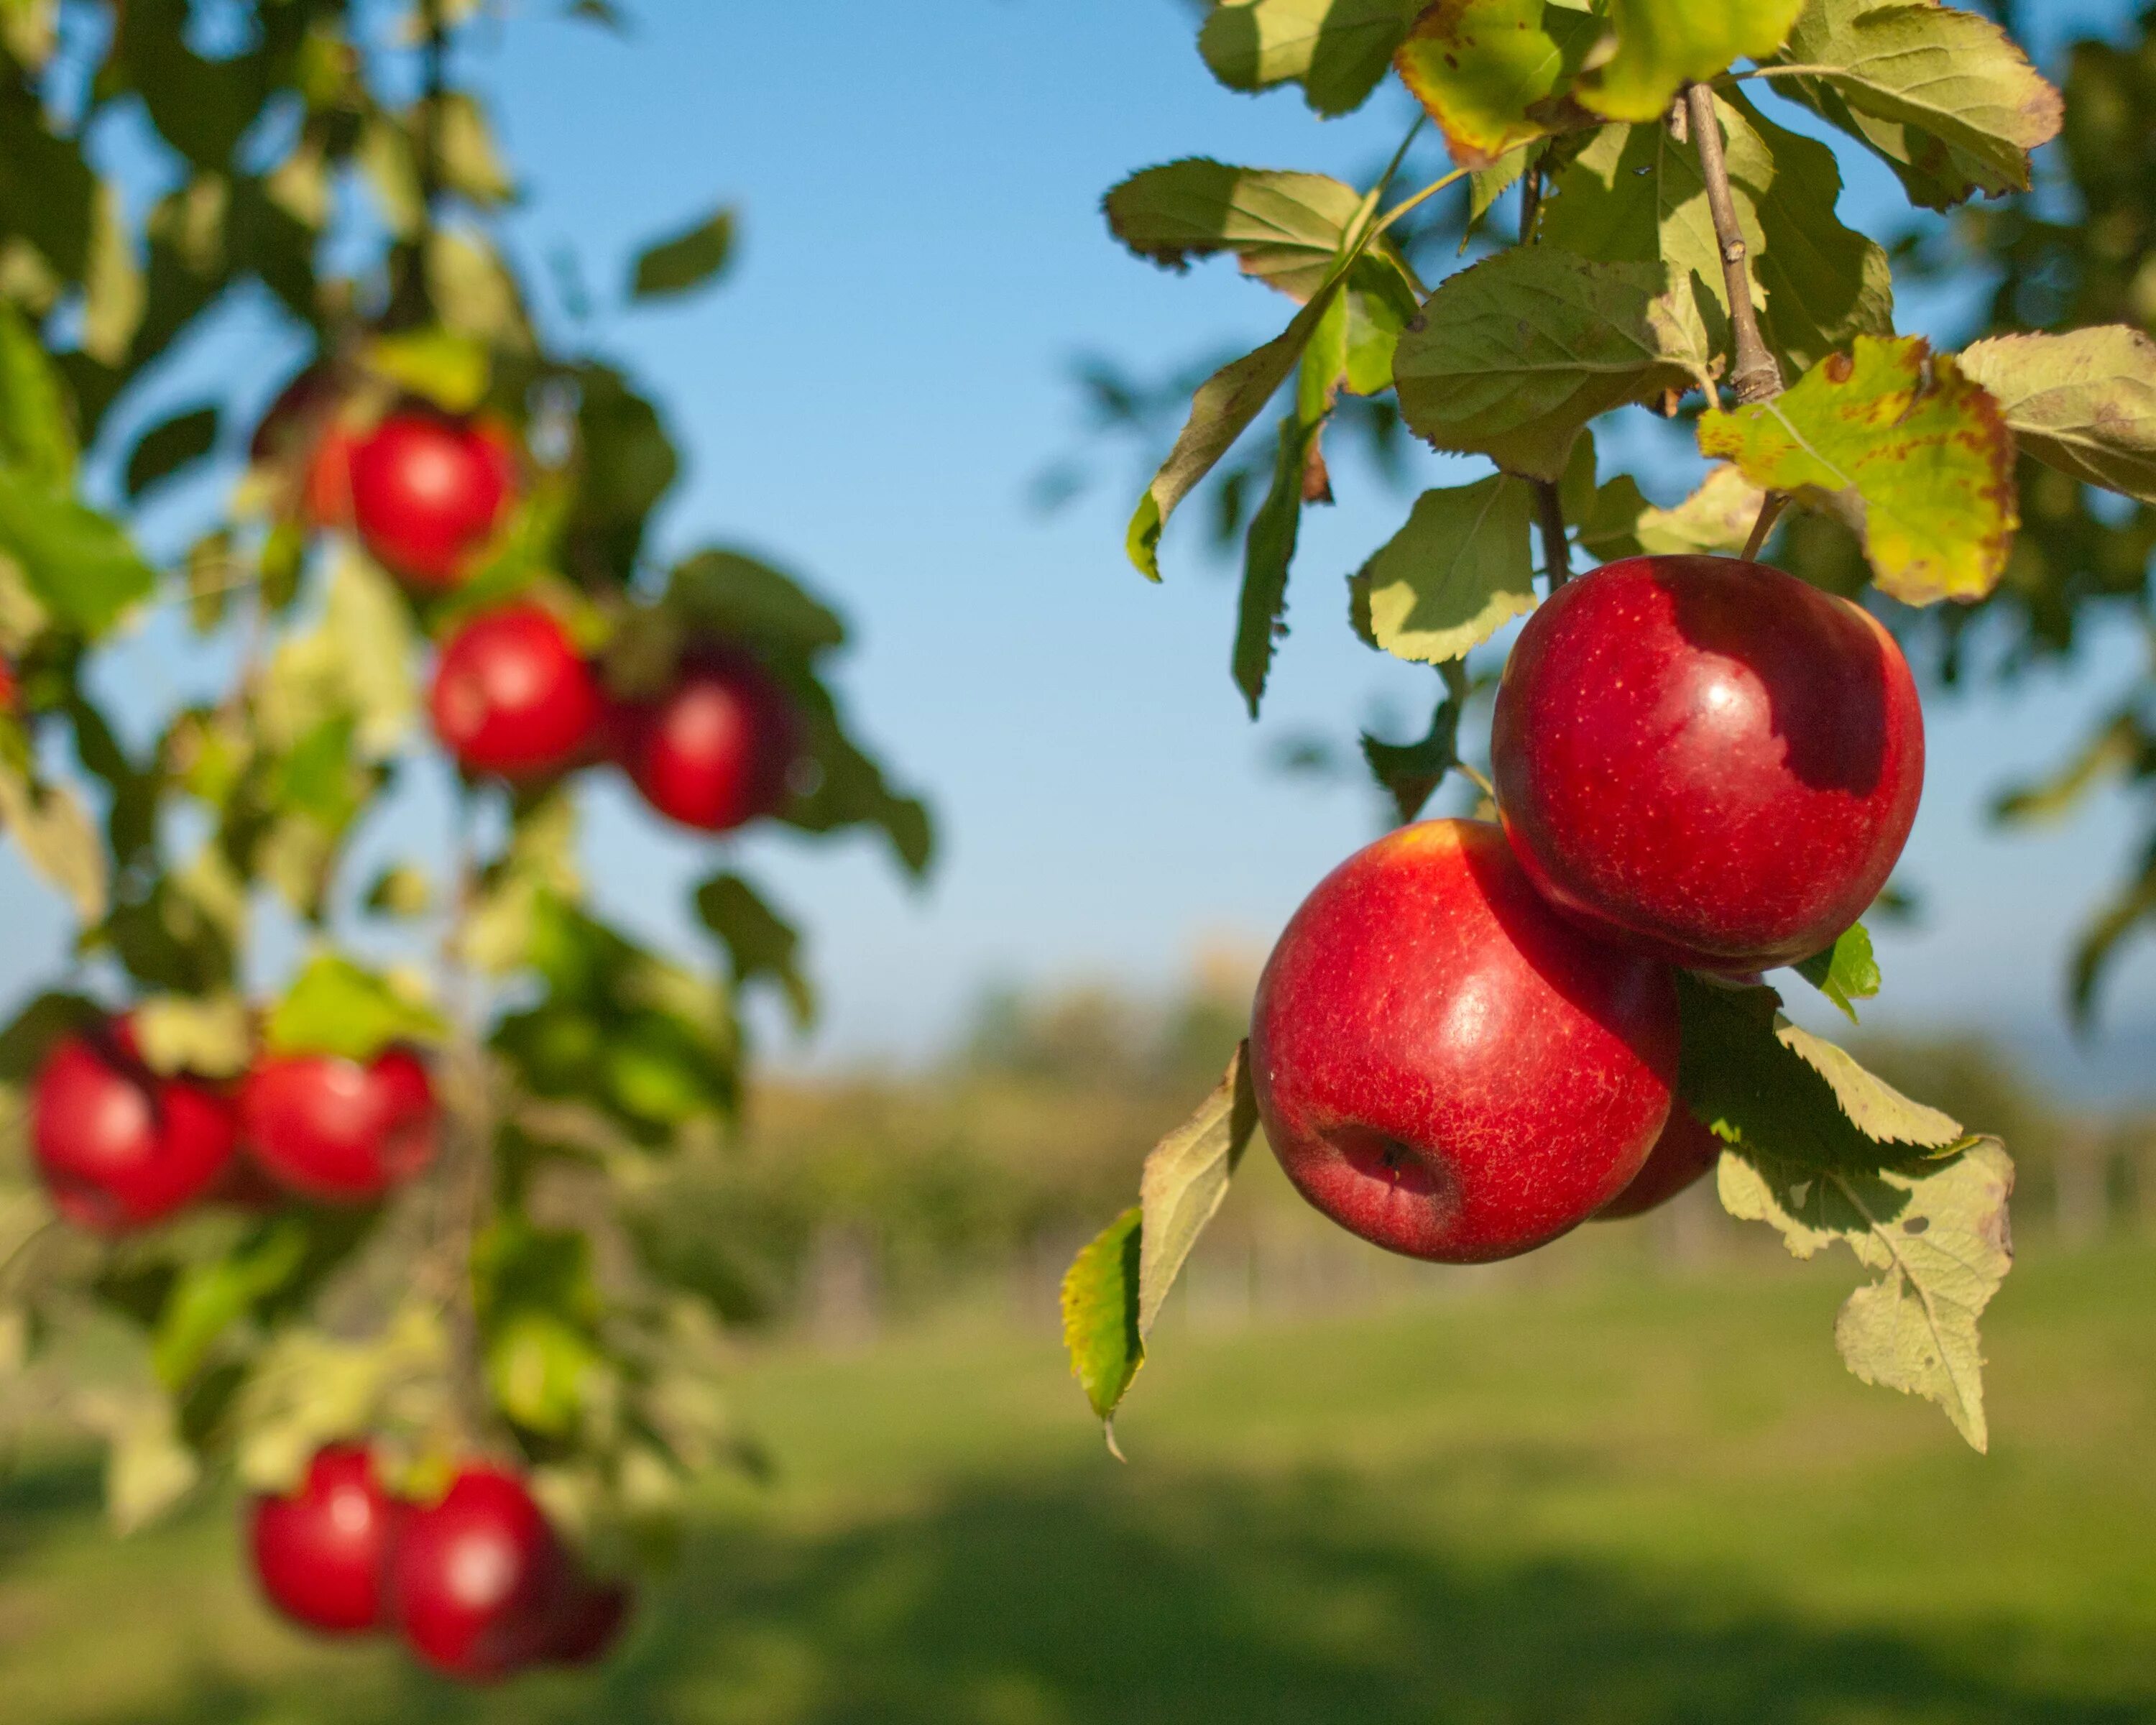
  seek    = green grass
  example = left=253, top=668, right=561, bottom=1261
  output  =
left=5, top=1238, right=2156, bottom=1724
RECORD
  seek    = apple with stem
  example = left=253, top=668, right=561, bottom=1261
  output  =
left=241, top=1049, right=438, bottom=1204
left=615, top=652, right=802, bottom=833
left=1491, top=554, right=1924, bottom=974
left=29, top=1023, right=239, bottom=1232
left=1250, top=819, right=1679, bottom=1264
left=347, top=410, right=516, bottom=589
left=250, top=1443, right=406, bottom=1635
left=387, top=1464, right=569, bottom=1682
left=430, top=603, right=604, bottom=780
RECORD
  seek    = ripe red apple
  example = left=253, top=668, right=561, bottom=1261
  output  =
left=430, top=603, right=604, bottom=779
left=347, top=410, right=515, bottom=589
left=1491, top=554, right=1924, bottom=973
left=29, top=1024, right=239, bottom=1232
left=615, top=654, right=801, bottom=832
left=1250, top=819, right=1678, bottom=1264
left=538, top=1575, right=634, bottom=1666
left=387, top=1465, right=569, bottom=1682
left=241, top=1049, right=438, bottom=1204
left=250, top=1443, right=405, bottom=1635
left=0, top=657, right=16, bottom=711
left=1593, top=1105, right=1724, bottom=1220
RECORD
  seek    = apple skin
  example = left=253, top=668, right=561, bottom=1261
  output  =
left=1593, top=1106, right=1724, bottom=1220
left=615, top=655, right=801, bottom=833
left=250, top=1444, right=407, bottom=1635
left=1250, top=820, right=1679, bottom=1264
left=1491, top=554, right=1924, bottom=974
left=347, top=411, right=515, bottom=589
left=241, top=1049, right=438, bottom=1204
left=538, top=1576, right=634, bottom=1666
left=430, top=604, right=604, bottom=779
left=29, top=1024, right=239, bottom=1232
left=387, top=1465, right=570, bottom=1682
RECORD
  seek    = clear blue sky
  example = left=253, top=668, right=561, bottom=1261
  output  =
left=8, top=0, right=2155, bottom=1098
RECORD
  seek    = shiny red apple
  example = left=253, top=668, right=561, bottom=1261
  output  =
left=1250, top=819, right=1678, bottom=1264
left=1491, top=554, right=1925, bottom=973
left=348, top=410, right=515, bottom=589
left=241, top=1049, right=438, bottom=1203
left=430, top=603, right=604, bottom=779
left=387, top=1464, right=569, bottom=1682
left=29, top=1023, right=239, bottom=1232
left=250, top=1443, right=406, bottom=1635
left=1593, top=1105, right=1724, bottom=1220
left=615, top=654, right=801, bottom=832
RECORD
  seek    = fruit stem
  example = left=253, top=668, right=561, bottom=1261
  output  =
left=1683, top=82, right=1782, bottom=407
left=1741, top=493, right=1787, bottom=560
left=1516, top=161, right=1572, bottom=589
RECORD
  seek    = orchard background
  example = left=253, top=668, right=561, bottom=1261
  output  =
left=1, top=1, right=2155, bottom=1721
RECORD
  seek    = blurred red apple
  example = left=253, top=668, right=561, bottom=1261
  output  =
left=616, top=654, right=801, bottom=832
left=1491, top=554, right=1924, bottom=973
left=430, top=602, right=604, bottom=779
left=387, top=1464, right=569, bottom=1682
left=1250, top=819, right=1678, bottom=1264
left=29, top=1023, right=239, bottom=1232
left=241, top=1049, right=438, bottom=1203
left=538, top=1575, right=634, bottom=1666
left=349, top=411, right=515, bottom=589
left=250, top=1443, right=405, bottom=1635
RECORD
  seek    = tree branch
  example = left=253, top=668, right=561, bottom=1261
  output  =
left=1683, top=82, right=1782, bottom=405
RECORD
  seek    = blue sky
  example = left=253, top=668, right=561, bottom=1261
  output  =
left=9, top=0, right=2156, bottom=1099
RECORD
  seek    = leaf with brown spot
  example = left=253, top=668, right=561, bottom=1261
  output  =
left=1958, top=326, right=2156, bottom=505
left=1392, top=0, right=1601, bottom=170
left=1697, top=336, right=2017, bottom=604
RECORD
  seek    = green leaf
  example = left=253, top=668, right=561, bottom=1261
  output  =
left=1361, top=667, right=1472, bottom=823
left=489, top=1310, right=604, bottom=1438
left=461, top=790, right=581, bottom=974
left=0, top=298, right=76, bottom=487
left=1577, top=0, right=1804, bottom=122
left=1698, top=336, right=2017, bottom=605
left=1360, top=474, right=1537, bottom=663
left=364, top=329, right=490, bottom=414
left=1197, top=0, right=1421, bottom=116
left=664, top=549, right=847, bottom=659
left=1542, top=86, right=1893, bottom=379
left=1060, top=1206, right=1143, bottom=1444
left=1718, top=1138, right=2013, bottom=1451
left=132, top=991, right=252, bottom=1077
left=694, top=871, right=815, bottom=1031
left=264, top=952, right=448, bottom=1063
left=0, top=471, right=154, bottom=637
left=2069, top=844, right=2156, bottom=1026
left=257, top=548, right=418, bottom=761
left=1677, top=973, right=1966, bottom=1172
left=630, top=206, right=735, bottom=300
left=1137, top=1043, right=1261, bottom=1335
left=101, top=1397, right=201, bottom=1534
left=433, top=91, right=515, bottom=207
left=1993, top=712, right=2150, bottom=829
left=1104, top=160, right=1367, bottom=303
left=1794, top=921, right=1880, bottom=1024
left=0, top=990, right=101, bottom=1082
left=1957, top=327, right=2156, bottom=505
left=1128, top=282, right=1346, bottom=578
left=150, top=1221, right=310, bottom=1389
left=1393, top=0, right=1602, bottom=168
left=123, top=403, right=218, bottom=499
left=1766, top=0, right=2063, bottom=209
left=1393, top=248, right=1713, bottom=480
left=1232, top=409, right=1325, bottom=717
left=0, top=756, right=106, bottom=919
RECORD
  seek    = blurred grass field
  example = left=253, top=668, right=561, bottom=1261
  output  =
left=4, top=1235, right=2155, bottom=1725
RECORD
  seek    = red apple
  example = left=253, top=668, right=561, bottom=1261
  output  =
left=430, top=603, right=604, bottom=779
left=1250, top=819, right=1678, bottom=1264
left=241, top=1049, right=438, bottom=1204
left=0, top=658, right=15, bottom=711
left=1491, top=554, right=1924, bottom=973
left=250, top=1443, right=405, bottom=1635
left=615, top=654, right=801, bottom=833
left=253, top=364, right=356, bottom=527
left=538, top=1575, right=634, bottom=1666
left=1593, top=1105, right=1724, bottom=1220
left=348, top=411, right=515, bottom=589
left=29, top=1024, right=239, bottom=1232
left=387, top=1464, right=569, bottom=1682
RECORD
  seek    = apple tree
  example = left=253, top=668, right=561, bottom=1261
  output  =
left=0, top=0, right=928, bottom=1681
left=1063, top=0, right=2153, bottom=1458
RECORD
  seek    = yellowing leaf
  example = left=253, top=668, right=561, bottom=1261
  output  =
left=1720, top=1139, right=2014, bottom=1450
left=1394, top=247, right=1714, bottom=479
left=1105, top=160, right=1366, bottom=303
left=1136, top=1044, right=1260, bottom=1335
left=1362, top=474, right=1538, bottom=663
left=1577, top=0, right=1804, bottom=123
left=0, top=760, right=106, bottom=920
left=1697, top=336, right=2017, bottom=604
left=132, top=991, right=252, bottom=1078
left=1767, top=0, right=2063, bottom=209
left=1958, top=326, right=2156, bottom=504
left=1637, top=462, right=1769, bottom=554
left=1393, top=0, right=1601, bottom=169
left=1198, top=0, right=1421, bottom=116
